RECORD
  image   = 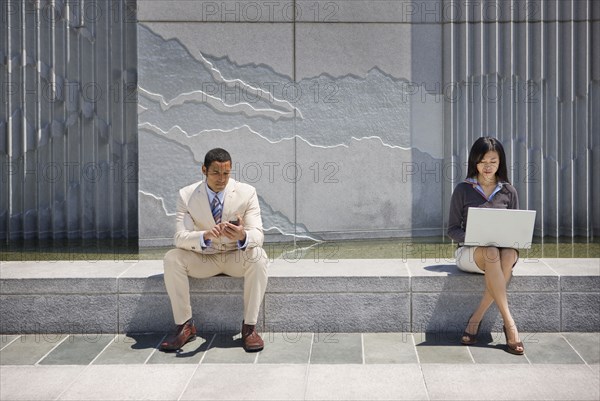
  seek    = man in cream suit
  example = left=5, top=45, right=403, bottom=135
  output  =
left=160, top=148, right=269, bottom=352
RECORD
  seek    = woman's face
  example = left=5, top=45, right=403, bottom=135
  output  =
left=476, top=150, right=500, bottom=183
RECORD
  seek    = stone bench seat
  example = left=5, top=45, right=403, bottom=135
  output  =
left=1, top=258, right=598, bottom=334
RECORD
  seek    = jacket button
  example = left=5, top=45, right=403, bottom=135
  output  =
left=192, top=246, right=196, bottom=250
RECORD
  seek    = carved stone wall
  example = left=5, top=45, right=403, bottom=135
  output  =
left=137, top=1, right=445, bottom=245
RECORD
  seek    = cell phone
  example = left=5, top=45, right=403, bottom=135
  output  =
left=228, top=219, right=240, bottom=226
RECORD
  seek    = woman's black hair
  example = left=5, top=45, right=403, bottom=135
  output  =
left=466, top=137, right=510, bottom=183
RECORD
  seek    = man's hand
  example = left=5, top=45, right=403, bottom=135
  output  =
left=203, top=224, right=223, bottom=242
left=221, top=214, right=246, bottom=242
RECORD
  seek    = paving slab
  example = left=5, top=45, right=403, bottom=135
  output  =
left=524, top=333, right=586, bottom=364
left=180, top=364, right=307, bottom=400
left=201, top=334, right=257, bottom=364
left=147, top=333, right=213, bottom=364
left=310, top=333, right=362, bottom=364
left=414, top=333, right=474, bottom=364
left=93, top=334, right=164, bottom=365
left=257, top=332, right=312, bottom=364
left=0, top=365, right=83, bottom=401
left=39, top=334, right=115, bottom=365
left=467, top=332, right=531, bottom=364
left=305, top=364, right=428, bottom=400
left=0, top=334, right=68, bottom=365
left=57, top=364, right=196, bottom=400
left=422, top=364, right=600, bottom=400
left=0, top=335, right=19, bottom=350
left=363, top=333, right=419, bottom=364
left=562, top=332, right=600, bottom=364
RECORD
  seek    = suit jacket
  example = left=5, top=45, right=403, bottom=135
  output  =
left=173, top=179, right=264, bottom=254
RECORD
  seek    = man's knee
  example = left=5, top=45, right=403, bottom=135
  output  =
left=164, top=248, right=188, bottom=273
left=243, top=247, right=269, bottom=272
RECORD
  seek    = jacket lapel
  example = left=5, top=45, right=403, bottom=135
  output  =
left=189, top=181, right=214, bottom=228
left=221, top=179, right=237, bottom=223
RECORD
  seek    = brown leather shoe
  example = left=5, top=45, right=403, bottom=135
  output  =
left=241, top=322, right=264, bottom=352
left=159, top=319, right=197, bottom=351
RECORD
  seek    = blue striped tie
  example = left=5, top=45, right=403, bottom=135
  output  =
left=211, top=196, right=222, bottom=224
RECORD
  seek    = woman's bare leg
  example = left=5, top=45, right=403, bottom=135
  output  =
left=464, top=247, right=515, bottom=335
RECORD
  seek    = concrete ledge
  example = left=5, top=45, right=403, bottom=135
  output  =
left=0, top=258, right=598, bottom=334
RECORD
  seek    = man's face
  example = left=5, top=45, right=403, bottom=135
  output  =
left=202, top=161, right=232, bottom=193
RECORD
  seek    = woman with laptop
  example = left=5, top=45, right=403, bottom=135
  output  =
left=447, top=137, right=524, bottom=355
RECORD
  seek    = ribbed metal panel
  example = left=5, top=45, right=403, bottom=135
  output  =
left=0, top=0, right=138, bottom=241
left=444, top=0, right=599, bottom=238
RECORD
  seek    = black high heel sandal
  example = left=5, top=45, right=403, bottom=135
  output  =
left=461, top=314, right=481, bottom=345
left=503, top=325, right=525, bottom=355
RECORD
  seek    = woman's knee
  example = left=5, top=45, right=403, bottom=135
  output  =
left=481, top=246, right=500, bottom=264
left=500, top=248, right=518, bottom=259
left=500, top=248, right=519, bottom=268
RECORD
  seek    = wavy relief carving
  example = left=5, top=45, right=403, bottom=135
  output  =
left=138, top=23, right=444, bottom=242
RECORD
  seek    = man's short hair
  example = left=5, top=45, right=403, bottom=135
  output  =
left=204, top=148, right=232, bottom=170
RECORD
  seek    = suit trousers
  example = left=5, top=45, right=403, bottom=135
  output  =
left=163, top=246, right=269, bottom=326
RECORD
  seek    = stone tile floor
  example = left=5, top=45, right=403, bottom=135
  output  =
left=1, top=332, right=598, bottom=400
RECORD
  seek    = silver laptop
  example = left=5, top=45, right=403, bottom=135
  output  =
left=464, top=208, right=537, bottom=249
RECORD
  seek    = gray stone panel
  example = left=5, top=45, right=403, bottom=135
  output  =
left=296, top=23, right=411, bottom=80
left=0, top=260, right=133, bottom=294
left=267, top=276, right=410, bottom=294
left=269, top=258, right=409, bottom=276
left=138, top=0, right=294, bottom=23
left=0, top=295, right=117, bottom=334
left=562, top=293, right=600, bottom=332
left=411, top=272, right=484, bottom=293
left=296, top=0, right=443, bottom=23
left=544, top=258, right=600, bottom=274
left=409, top=259, right=560, bottom=292
left=561, top=276, right=600, bottom=293
left=118, top=294, right=174, bottom=333
left=118, top=270, right=244, bottom=295
left=138, top=23, right=296, bottom=243
left=265, top=293, right=410, bottom=332
left=118, top=274, right=167, bottom=295
left=0, top=260, right=135, bottom=278
left=509, top=275, right=560, bottom=293
left=490, top=293, right=561, bottom=332
left=0, top=278, right=117, bottom=295
left=138, top=0, right=448, bottom=24
left=119, top=293, right=247, bottom=333
left=542, top=258, right=600, bottom=292
left=295, top=141, right=414, bottom=236
left=268, top=259, right=410, bottom=292
left=412, top=292, right=560, bottom=333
